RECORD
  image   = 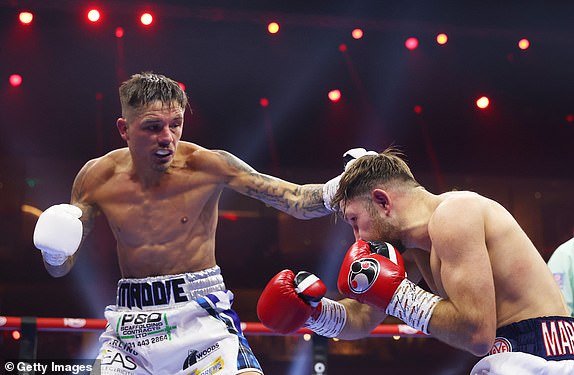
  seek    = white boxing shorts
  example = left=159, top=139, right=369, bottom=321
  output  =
left=471, top=316, right=574, bottom=375
left=92, top=266, right=263, bottom=375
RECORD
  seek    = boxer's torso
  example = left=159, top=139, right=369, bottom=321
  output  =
left=77, top=143, right=227, bottom=278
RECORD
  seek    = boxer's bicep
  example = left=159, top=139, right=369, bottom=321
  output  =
left=70, top=161, right=100, bottom=243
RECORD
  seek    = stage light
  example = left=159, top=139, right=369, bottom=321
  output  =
left=221, top=212, right=238, bottom=221
left=436, top=33, right=448, bottom=45
left=268, top=22, right=280, bottom=34
left=140, top=12, right=154, bottom=26
left=518, top=38, right=530, bottom=50
left=338, top=43, right=347, bottom=52
left=405, top=37, right=419, bottom=50
left=9, top=74, right=23, bottom=87
left=260, top=98, right=269, bottom=107
left=178, top=82, right=186, bottom=91
left=476, top=96, right=490, bottom=109
left=12, top=330, right=21, bottom=340
left=21, top=204, right=42, bottom=217
left=352, top=28, right=363, bottom=40
left=566, top=114, right=574, bottom=123
left=19, top=11, right=33, bottom=25
left=87, top=9, right=101, bottom=23
left=414, top=105, right=423, bottom=114
left=115, top=27, right=124, bottom=38
left=328, top=89, right=341, bottom=102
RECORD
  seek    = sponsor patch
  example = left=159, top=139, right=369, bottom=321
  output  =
left=489, top=337, right=512, bottom=355
left=115, top=312, right=176, bottom=342
left=183, top=343, right=221, bottom=370
left=187, top=356, right=224, bottom=375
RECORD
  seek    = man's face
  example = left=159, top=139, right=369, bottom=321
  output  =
left=342, top=196, right=401, bottom=246
left=117, top=101, right=184, bottom=172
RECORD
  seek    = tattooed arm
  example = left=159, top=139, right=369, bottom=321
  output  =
left=212, top=150, right=332, bottom=219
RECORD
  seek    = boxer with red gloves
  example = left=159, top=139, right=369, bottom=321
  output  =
left=257, top=269, right=347, bottom=338
left=337, top=240, right=442, bottom=335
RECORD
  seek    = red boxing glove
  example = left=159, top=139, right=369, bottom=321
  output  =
left=337, top=239, right=406, bottom=310
left=257, top=269, right=326, bottom=334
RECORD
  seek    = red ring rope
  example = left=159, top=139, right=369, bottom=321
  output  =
left=0, top=316, right=425, bottom=337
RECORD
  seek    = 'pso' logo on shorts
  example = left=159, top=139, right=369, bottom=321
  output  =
left=489, top=337, right=513, bottom=355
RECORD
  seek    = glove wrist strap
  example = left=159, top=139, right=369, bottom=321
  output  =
left=42, top=251, right=67, bottom=266
left=305, top=298, right=346, bottom=338
left=386, top=278, right=442, bottom=335
left=322, top=175, right=341, bottom=212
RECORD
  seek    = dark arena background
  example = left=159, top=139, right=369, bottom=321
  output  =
left=1, top=1, right=574, bottom=374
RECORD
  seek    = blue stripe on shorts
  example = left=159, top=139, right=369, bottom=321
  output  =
left=197, top=293, right=263, bottom=372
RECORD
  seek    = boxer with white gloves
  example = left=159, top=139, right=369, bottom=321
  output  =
left=35, top=72, right=370, bottom=375
left=33, top=204, right=83, bottom=266
left=257, top=269, right=347, bottom=338
left=322, top=147, right=378, bottom=211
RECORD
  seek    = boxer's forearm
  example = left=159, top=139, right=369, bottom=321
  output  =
left=337, top=298, right=387, bottom=340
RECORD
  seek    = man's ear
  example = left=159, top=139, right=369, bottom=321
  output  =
left=372, top=189, right=390, bottom=213
left=116, top=118, right=128, bottom=141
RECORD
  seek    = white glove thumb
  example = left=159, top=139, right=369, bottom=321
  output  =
left=343, top=148, right=378, bottom=171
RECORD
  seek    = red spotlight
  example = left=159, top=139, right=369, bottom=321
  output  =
left=338, top=43, right=348, bottom=52
left=221, top=212, right=238, bottom=221
left=87, top=9, right=101, bottom=23
left=177, top=82, right=186, bottom=91
left=328, top=89, right=341, bottom=102
left=476, top=96, right=490, bottom=109
left=352, top=28, right=363, bottom=40
left=140, top=12, right=154, bottom=26
left=268, top=22, right=280, bottom=34
left=414, top=105, right=423, bottom=114
left=405, top=37, right=419, bottom=50
left=19, top=11, right=33, bottom=25
left=260, top=98, right=269, bottom=107
left=436, top=33, right=448, bottom=45
left=12, top=330, right=21, bottom=340
left=9, top=74, right=23, bottom=87
left=518, top=38, right=530, bottom=50
left=115, top=27, right=124, bottom=38
left=566, top=114, right=574, bottom=123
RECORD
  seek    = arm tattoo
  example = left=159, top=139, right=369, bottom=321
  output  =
left=218, top=150, right=331, bottom=218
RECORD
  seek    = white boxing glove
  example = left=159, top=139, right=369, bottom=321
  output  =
left=323, top=148, right=378, bottom=211
left=33, top=204, right=83, bottom=266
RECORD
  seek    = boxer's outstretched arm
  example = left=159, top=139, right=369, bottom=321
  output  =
left=214, top=150, right=332, bottom=219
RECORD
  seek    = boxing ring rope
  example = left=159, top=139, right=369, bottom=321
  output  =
left=0, top=316, right=424, bottom=336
